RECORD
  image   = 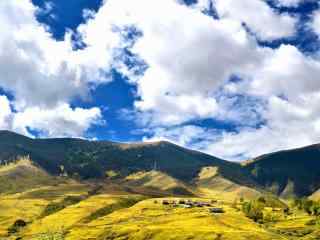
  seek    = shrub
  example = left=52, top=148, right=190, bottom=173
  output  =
left=242, top=200, right=264, bottom=222
left=305, top=219, right=317, bottom=226
left=263, top=212, right=280, bottom=223
left=312, top=202, right=320, bottom=216
left=293, top=198, right=320, bottom=216
left=8, top=219, right=27, bottom=234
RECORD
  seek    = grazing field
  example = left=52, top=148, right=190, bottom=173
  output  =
left=1, top=185, right=319, bottom=240
left=0, top=159, right=319, bottom=240
left=66, top=198, right=283, bottom=240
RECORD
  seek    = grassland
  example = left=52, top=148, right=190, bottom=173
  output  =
left=65, top=198, right=283, bottom=240
left=1, top=186, right=319, bottom=240
left=0, top=160, right=319, bottom=240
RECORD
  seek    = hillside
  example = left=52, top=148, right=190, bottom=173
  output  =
left=124, top=170, right=195, bottom=196
left=196, top=166, right=261, bottom=200
left=0, top=157, right=63, bottom=194
left=0, top=131, right=253, bottom=190
left=1, top=131, right=320, bottom=240
left=244, top=144, right=320, bottom=197
left=2, top=130, right=320, bottom=199
left=310, top=189, right=320, bottom=201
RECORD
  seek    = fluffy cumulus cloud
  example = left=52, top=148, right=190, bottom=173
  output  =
left=203, top=93, right=320, bottom=160
left=250, top=45, right=320, bottom=98
left=312, top=10, right=320, bottom=37
left=68, top=0, right=320, bottom=160
left=143, top=125, right=217, bottom=147
left=0, top=0, right=108, bottom=108
left=0, top=95, right=102, bottom=138
left=82, top=0, right=270, bottom=126
left=274, top=0, right=305, bottom=7
left=214, top=0, right=297, bottom=41
left=192, top=0, right=297, bottom=40
left=0, top=0, right=113, bottom=137
left=0, top=96, right=12, bottom=129
left=3, top=0, right=320, bottom=159
left=12, top=104, right=102, bottom=138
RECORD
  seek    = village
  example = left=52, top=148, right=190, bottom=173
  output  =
left=157, top=199, right=225, bottom=214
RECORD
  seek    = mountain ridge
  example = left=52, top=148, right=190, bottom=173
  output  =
left=1, top=130, right=320, bottom=198
left=0, top=130, right=247, bottom=181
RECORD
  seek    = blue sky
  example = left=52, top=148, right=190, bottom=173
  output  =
left=1, top=0, right=320, bottom=161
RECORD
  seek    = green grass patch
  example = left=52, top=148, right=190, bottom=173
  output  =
left=40, top=195, right=86, bottom=218
left=82, top=196, right=145, bottom=223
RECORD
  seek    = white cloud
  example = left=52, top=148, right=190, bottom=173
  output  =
left=79, top=0, right=301, bottom=129
left=249, top=45, right=320, bottom=98
left=0, top=96, right=104, bottom=137
left=85, top=0, right=267, bottom=126
left=214, top=0, right=297, bottom=41
left=0, top=0, right=118, bottom=109
left=135, top=94, right=219, bottom=126
left=192, top=0, right=213, bottom=10
left=0, top=94, right=102, bottom=138
left=143, top=125, right=218, bottom=147
left=0, top=0, right=113, bottom=137
left=12, top=104, right=103, bottom=138
left=77, top=0, right=320, bottom=161
left=143, top=98, right=320, bottom=160
left=2, top=0, right=320, bottom=160
left=274, top=0, right=308, bottom=7
left=204, top=94, right=320, bottom=160
left=130, top=71, right=320, bottom=160
left=0, top=95, right=12, bottom=129
left=312, top=10, right=320, bottom=37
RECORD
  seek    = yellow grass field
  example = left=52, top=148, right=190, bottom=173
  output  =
left=1, top=187, right=320, bottom=240
left=0, top=161, right=319, bottom=240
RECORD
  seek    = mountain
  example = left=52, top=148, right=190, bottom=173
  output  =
left=244, top=144, right=320, bottom=197
left=1, top=130, right=320, bottom=240
left=2, top=130, right=320, bottom=199
left=0, top=131, right=253, bottom=192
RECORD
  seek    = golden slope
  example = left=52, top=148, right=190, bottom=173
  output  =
left=125, top=170, right=195, bottom=196
left=0, top=157, right=62, bottom=194
left=66, top=198, right=284, bottom=240
left=309, top=189, right=320, bottom=201
left=196, top=167, right=261, bottom=201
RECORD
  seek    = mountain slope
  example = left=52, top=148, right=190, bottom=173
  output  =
left=4, top=130, right=320, bottom=198
left=196, top=166, right=261, bottom=200
left=124, top=170, right=195, bottom=196
left=244, top=144, right=320, bottom=197
left=0, top=131, right=252, bottom=189
left=0, top=157, right=61, bottom=194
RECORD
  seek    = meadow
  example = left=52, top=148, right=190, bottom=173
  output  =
left=0, top=159, right=319, bottom=240
left=0, top=184, right=319, bottom=240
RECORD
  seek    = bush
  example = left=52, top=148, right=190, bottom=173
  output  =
left=242, top=200, right=264, bottom=222
left=8, top=219, right=27, bottom=234
left=312, top=202, right=320, bottom=216
left=305, top=219, right=317, bottom=226
left=263, top=212, right=280, bottom=223
left=293, top=198, right=320, bottom=216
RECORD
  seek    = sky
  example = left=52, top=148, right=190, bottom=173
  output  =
left=1, top=0, right=320, bottom=161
